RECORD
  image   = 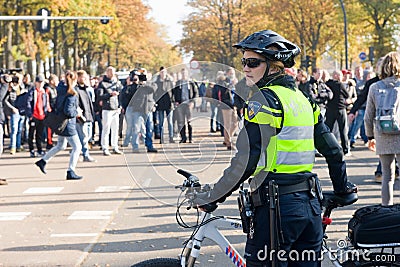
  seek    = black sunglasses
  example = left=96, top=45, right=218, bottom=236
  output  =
left=241, top=58, right=266, bottom=68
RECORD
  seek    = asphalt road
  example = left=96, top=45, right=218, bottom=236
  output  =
left=0, top=109, right=399, bottom=267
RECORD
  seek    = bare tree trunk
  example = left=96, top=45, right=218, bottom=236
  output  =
left=61, top=25, right=70, bottom=71
left=35, top=52, right=41, bottom=76
left=53, top=22, right=60, bottom=76
left=6, top=22, right=14, bottom=68
left=73, top=21, right=79, bottom=71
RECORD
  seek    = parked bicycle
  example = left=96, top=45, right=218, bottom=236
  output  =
left=132, top=170, right=400, bottom=267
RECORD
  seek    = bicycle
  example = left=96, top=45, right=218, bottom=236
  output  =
left=132, top=170, right=400, bottom=267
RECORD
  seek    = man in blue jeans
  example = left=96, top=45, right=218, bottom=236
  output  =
left=76, top=70, right=96, bottom=162
left=125, top=68, right=158, bottom=153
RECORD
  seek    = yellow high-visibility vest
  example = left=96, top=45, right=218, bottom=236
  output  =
left=244, top=85, right=320, bottom=174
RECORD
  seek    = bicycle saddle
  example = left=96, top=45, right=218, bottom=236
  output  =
left=322, top=191, right=358, bottom=208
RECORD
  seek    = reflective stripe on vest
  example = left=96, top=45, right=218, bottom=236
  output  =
left=247, top=85, right=316, bottom=175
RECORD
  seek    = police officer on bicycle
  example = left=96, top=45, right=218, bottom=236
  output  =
left=194, top=30, right=356, bottom=267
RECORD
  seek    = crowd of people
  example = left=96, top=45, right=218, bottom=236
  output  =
left=0, top=55, right=399, bottom=186
left=0, top=65, right=242, bottom=182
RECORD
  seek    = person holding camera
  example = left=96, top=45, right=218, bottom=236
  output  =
left=97, top=66, right=124, bottom=156
left=125, top=68, right=158, bottom=153
left=76, top=70, right=96, bottom=162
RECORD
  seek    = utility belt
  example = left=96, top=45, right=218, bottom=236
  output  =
left=250, top=176, right=323, bottom=208
left=238, top=175, right=324, bottom=265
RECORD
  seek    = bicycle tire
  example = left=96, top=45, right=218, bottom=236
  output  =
left=131, top=257, right=181, bottom=267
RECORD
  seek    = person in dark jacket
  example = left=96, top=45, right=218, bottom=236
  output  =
left=35, top=71, right=83, bottom=180
left=325, top=70, right=350, bottom=155
left=76, top=70, right=96, bottom=162
left=154, top=67, right=175, bottom=144
left=26, top=74, right=50, bottom=157
left=172, top=68, right=198, bottom=143
left=309, top=68, right=333, bottom=117
left=44, top=74, right=59, bottom=149
left=296, top=69, right=313, bottom=98
left=125, top=69, right=158, bottom=153
left=0, top=75, right=9, bottom=185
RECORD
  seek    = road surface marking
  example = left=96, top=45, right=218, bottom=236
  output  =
left=68, top=211, right=113, bottom=220
left=23, top=187, right=64, bottom=194
left=95, top=186, right=132, bottom=192
left=0, top=212, right=31, bottom=221
left=51, top=233, right=98, bottom=237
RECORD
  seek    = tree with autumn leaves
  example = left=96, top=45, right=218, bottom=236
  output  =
left=1, top=0, right=399, bottom=76
left=0, top=0, right=181, bottom=76
left=179, top=0, right=400, bottom=70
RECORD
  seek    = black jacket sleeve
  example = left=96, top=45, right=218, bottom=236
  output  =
left=208, top=120, right=275, bottom=203
left=349, top=76, right=379, bottom=114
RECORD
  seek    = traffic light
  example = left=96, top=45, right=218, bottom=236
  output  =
left=301, top=55, right=311, bottom=69
left=36, top=8, right=51, bottom=33
left=369, top=46, right=375, bottom=64
left=100, top=17, right=109, bottom=24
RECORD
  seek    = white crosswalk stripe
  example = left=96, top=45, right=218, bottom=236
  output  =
left=0, top=212, right=31, bottom=221
left=68, top=211, right=113, bottom=220
left=51, top=233, right=98, bottom=237
left=23, top=187, right=64, bottom=194
left=95, top=186, right=132, bottom=192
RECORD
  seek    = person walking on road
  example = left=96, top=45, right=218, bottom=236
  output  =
left=35, top=71, right=83, bottom=180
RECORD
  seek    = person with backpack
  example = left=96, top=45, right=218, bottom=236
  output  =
left=365, top=51, right=400, bottom=206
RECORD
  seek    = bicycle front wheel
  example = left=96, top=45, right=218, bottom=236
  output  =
left=131, top=257, right=181, bottom=267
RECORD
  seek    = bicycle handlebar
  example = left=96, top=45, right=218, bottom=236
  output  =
left=177, top=169, right=201, bottom=188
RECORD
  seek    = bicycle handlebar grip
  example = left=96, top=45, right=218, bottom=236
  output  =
left=177, top=169, right=193, bottom=178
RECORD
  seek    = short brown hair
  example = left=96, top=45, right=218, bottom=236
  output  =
left=77, top=70, right=87, bottom=77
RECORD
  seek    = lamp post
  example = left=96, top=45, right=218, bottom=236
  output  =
left=339, top=0, right=349, bottom=69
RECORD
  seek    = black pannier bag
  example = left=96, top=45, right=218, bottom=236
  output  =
left=348, top=204, right=400, bottom=248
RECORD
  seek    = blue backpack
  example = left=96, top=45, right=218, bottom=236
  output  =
left=375, top=80, right=400, bottom=134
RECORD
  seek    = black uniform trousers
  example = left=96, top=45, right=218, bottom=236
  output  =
left=245, top=191, right=323, bottom=267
